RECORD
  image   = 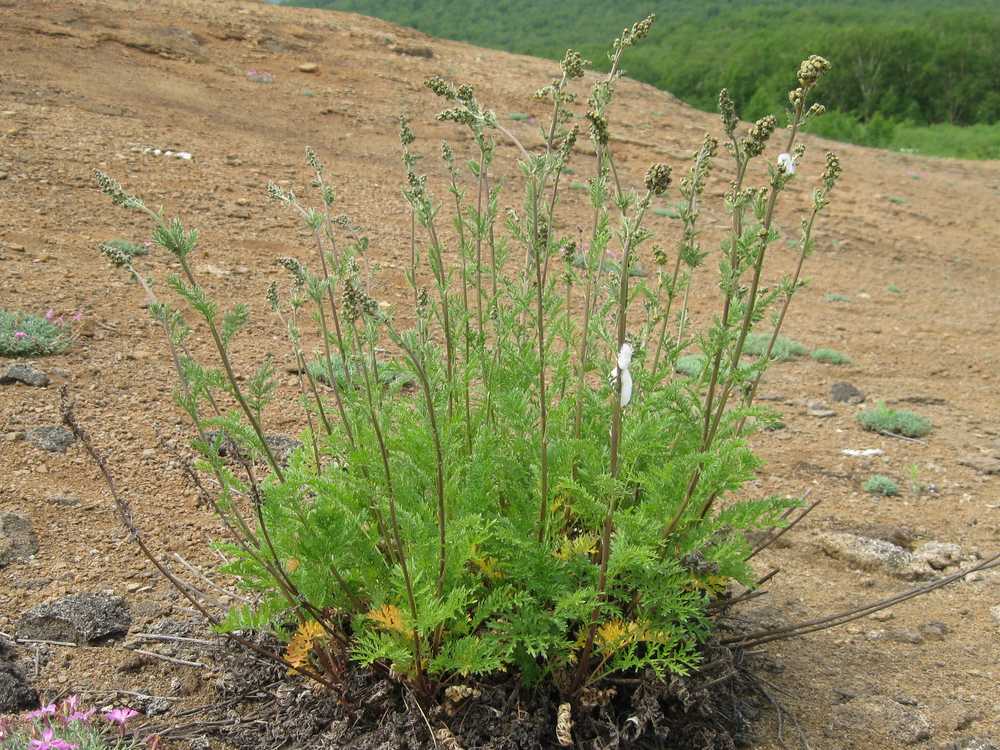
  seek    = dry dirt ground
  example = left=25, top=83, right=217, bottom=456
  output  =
left=1, top=0, right=999, bottom=747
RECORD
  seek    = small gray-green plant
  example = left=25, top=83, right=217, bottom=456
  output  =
left=824, top=292, right=849, bottom=302
left=508, top=111, right=531, bottom=121
left=811, top=347, right=850, bottom=365
left=0, top=308, right=80, bottom=357
left=887, top=282, right=901, bottom=294
left=863, top=474, right=899, bottom=496
left=675, top=353, right=707, bottom=378
left=92, top=22, right=840, bottom=717
left=103, top=239, right=149, bottom=259
left=743, top=332, right=808, bottom=361
left=857, top=402, right=931, bottom=438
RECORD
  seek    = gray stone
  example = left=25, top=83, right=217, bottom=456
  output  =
left=16, top=592, right=131, bottom=644
left=0, top=512, right=38, bottom=568
left=0, top=641, right=37, bottom=712
left=831, top=382, right=865, bottom=404
left=915, top=542, right=963, bottom=570
left=207, top=430, right=302, bottom=466
left=25, top=426, right=74, bottom=453
left=0, top=363, right=49, bottom=387
left=830, top=696, right=933, bottom=745
left=951, top=740, right=999, bottom=750
left=918, top=621, right=949, bottom=640
left=958, top=455, right=1000, bottom=475
left=817, top=532, right=932, bottom=580
left=991, top=605, right=1000, bottom=627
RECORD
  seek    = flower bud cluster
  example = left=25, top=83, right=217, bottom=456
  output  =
left=561, top=49, right=587, bottom=80
left=644, top=163, right=673, bottom=196
left=741, top=115, right=777, bottom=158
left=342, top=279, right=378, bottom=322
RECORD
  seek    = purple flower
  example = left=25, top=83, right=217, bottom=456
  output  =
left=13, top=331, right=27, bottom=340
left=103, top=707, right=139, bottom=727
left=72, top=310, right=83, bottom=322
left=45, top=308, right=55, bottom=321
left=29, top=727, right=78, bottom=750
left=26, top=703, right=57, bottom=720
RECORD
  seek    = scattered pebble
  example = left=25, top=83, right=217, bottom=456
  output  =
left=990, top=605, right=1000, bottom=627
left=297, top=62, right=319, bottom=73
left=829, top=696, right=933, bottom=745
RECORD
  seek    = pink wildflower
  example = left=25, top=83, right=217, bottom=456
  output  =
left=65, top=709, right=94, bottom=724
left=103, top=707, right=139, bottom=727
left=27, top=703, right=57, bottom=720
left=14, top=331, right=27, bottom=340
left=28, top=727, right=78, bottom=750
left=72, top=310, right=83, bottom=322
left=45, top=308, right=55, bottom=320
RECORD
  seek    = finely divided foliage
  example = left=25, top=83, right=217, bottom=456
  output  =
left=94, top=18, right=839, bottom=706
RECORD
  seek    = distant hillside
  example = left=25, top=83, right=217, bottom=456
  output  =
left=285, top=0, right=1000, bottom=158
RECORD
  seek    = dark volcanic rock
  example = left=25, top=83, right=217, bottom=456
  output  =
left=16, top=592, right=131, bottom=644
left=0, top=363, right=49, bottom=387
left=831, top=382, right=865, bottom=404
left=25, top=426, right=74, bottom=453
left=0, top=640, right=37, bottom=712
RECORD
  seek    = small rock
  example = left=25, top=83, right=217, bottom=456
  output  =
left=918, top=621, right=949, bottom=640
left=950, top=739, right=998, bottom=750
left=0, top=641, right=38, bottom=713
left=870, top=610, right=894, bottom=622
left=0, top=513, right=38, bottom=569
left=391, top=43, right=433, bottom=58
left=808, top=402, right=836, bottom=418
left=842, top=448, right=884, bottom=458
left=297, top=62, right=319, bottom=73
left=25, top=426, right=74, bottom=453
left=990, top=605, right=1000, bottom=627
left=16, top=592, right=131, bottom=644
left=227, top=207, right=251, bottom=220
left=46, top=493, right=80, bottom=508
left=0, top=363, right=49, bottom=387
left=915, top=541, right=963, bottom=570
left=886, top=628, right=924, bottom=645
left=958, top=455, right=1000, bottom=475
left=829, top=696, right=933, bottom=745
left=817, top=532, right=932, bottom=580
left=831, top=382, right=865, bottom=404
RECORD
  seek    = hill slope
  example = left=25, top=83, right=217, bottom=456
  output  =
left=288, top=0, right=1000, bottom=157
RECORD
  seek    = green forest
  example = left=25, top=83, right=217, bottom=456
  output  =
left=286, top=0, right=1000, bottom=159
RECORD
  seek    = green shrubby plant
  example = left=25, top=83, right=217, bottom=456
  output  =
left=742, top=332, right=808, bottom=361
left=811, top=347, right=850, bottom=365
left=863, top=474, right=899, bottom=496
left=857, top=403, right=931, bottom=438
left=94, top=17, right=841, bottom=716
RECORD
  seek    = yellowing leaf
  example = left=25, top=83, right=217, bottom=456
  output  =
left=286, top=558, right=300, bottom=574
left=554, top=533, right=597, bottom=561
left=284, top=619, right=326, bottom=675
left=367, top=604, right=408, bottom=635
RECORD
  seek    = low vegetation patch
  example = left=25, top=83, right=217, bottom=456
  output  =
left=811, top=348, right=850, bottom=365
left=743, top=332, right=808, bottom=362
left=863, top=474, right=899, bottom=496
left=857, top=403, right=932, bottom=438
left=0, top=308, right=78, bottom=357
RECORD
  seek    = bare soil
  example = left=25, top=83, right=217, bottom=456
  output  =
left=1, top=0, right=999, bottom=747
